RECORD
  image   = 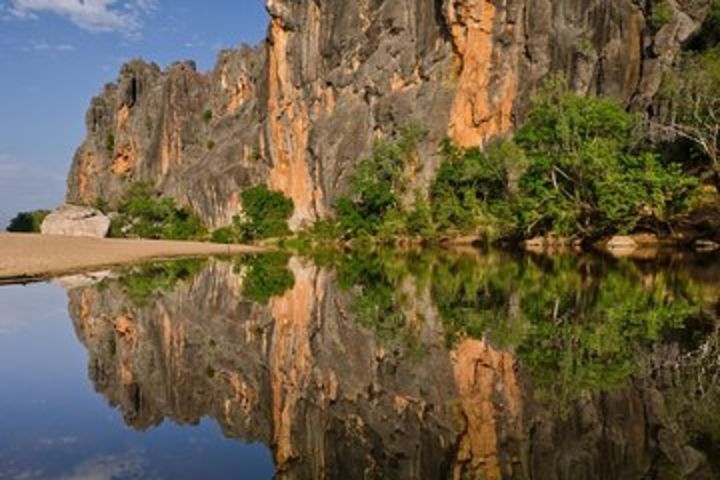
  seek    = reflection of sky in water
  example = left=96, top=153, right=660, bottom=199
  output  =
left=0, top=283, right=274, bottom=480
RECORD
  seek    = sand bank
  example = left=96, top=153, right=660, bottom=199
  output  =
left=0, top=233, right=267, bottom=284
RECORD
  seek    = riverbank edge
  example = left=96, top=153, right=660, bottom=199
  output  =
left=0, top=233, right=270, bottom=285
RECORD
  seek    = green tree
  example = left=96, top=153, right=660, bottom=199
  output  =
left=335, top=124, right=427, bottom=238
left=211, top=185, right=294, bottom=243
left=657, top=48, right=720, bottom=180
left=239, top=185, right=294, bottom=240
left=110, top=182, right=207, bottom=240
left=431, top=138, right=525, bottom=237
left=6, top=210, right=50, bottom=233
left=431, top=78, right=697, bottom=239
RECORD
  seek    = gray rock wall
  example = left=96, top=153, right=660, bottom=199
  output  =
left=66, top=0, right=712, bottom=229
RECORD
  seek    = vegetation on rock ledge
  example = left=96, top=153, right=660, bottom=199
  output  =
left=105, top=182, right=207, bottom=241
left=211, top=184, right=294, bottom=244
left=295, top=81, right=699, bottom=246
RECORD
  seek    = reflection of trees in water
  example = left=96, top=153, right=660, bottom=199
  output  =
left=232, top=253, right=295, bottom=305
left=665, top=327, right=720, bottom=472
left=109, top=254, right=296, bottom=307
left=67, top=251, right=720, bottom=479
left=114, top=258, right=208, bottom=306
left=329, top=249, right=717, bottom=405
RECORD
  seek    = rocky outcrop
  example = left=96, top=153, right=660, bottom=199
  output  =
left=41, top=205, right=110, bottom=238
left=66, top=1, right=712, bottom=228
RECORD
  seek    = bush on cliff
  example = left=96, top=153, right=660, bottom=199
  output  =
left=211, top=185, right=294, bottom=243
left=687, top=0, right=720, bottom=51
left=334, top=123, right=432, bottom=240
left=6, top=210, right=50, bottom=233
left=109, top=182, right=207, bottom=240
left=658, top=48, right=720, bottom=183
left=650, top=1, right=674, bottom=30
left=240, top=185, right=294, bottom=239
left=430, top=79, right=698, bottom=240
left=431, top=138, right=527, bottom=238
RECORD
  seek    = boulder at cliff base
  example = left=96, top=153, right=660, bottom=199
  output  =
left=41, top=205, right=111, bottom=238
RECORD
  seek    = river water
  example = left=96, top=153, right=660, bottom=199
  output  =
left=1, top=249, right=719, bottom=479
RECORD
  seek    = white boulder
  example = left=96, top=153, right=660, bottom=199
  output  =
left=41, top=205, right=111, bottom=238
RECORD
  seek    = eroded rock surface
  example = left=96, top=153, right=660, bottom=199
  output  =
left=41, top=205, right=110, bottom=238
left=66, top=1, right=713, bottom=229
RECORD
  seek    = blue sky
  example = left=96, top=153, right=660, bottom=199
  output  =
left=0, top=0, right=269, bottom=228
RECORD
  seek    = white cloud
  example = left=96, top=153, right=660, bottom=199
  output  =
left=21, top=40, right=76, bottom=51
left=6, top=0, right=157, bottom=35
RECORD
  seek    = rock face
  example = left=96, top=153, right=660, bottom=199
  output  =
left=41, top=205, right=110, bottom=238
left=66, top=0, right=712, bottom=228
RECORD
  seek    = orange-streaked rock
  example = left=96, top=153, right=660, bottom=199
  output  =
left=447, top=0, right=517, bottom=147
left=266, top=17, right=320, bottom=230
left=112, top=142, right=137, bottom=176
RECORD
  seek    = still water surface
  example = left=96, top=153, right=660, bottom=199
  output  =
left=1, top=249, right=719, bottom=479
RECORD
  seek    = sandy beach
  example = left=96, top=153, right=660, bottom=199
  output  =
left=0, top=233, right=267, bottom=284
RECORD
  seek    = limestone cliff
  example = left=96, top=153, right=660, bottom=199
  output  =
left=66, top=0, right=712, bottom=228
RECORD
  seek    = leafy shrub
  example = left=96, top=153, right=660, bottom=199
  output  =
left=203, top=109, right=213, bottom=124
left=431, top=138, right=526, bottom=237
left=240, top=185, right=294, bottom=239
left=651, top=1, right=674, bottom=30
left=105, top=132, right=115, bottom=156
left=210, top=225, right=237, bottom=244
left=210, top=185, right=294, bottom=243
left=335, top=123, right=428, bottom=239
left=94, top=198, right=110, bottom=214
left=109, top=182, right=207, bottom=240
left=6, top=210, right=50, bottom=233
left=431, top=78, right=698, bottom=240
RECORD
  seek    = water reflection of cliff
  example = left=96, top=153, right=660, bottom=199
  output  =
left=66, top=251, right=720, bottom=479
